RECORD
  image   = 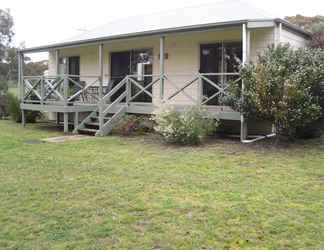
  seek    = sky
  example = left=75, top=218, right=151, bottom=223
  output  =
left=2, top=0, right=324, bottom=61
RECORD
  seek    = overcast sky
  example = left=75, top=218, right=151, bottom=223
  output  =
left=2, top=0, right=324, bottom=60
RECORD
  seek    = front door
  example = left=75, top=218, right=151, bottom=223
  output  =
left=110, top=49, right=153, bottom=103
left=68, top=56, right=80, bottom=77
left=110, top=51, right=131, bottom=101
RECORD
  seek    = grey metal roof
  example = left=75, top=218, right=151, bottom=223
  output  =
left=21, top=0, right=310, bottom=53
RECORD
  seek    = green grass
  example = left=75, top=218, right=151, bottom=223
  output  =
left=0, top=120, right=323, bottom=249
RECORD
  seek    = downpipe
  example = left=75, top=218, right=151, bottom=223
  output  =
left=241, top=123, right=277, bottom=144
left=241, top=133, right=276, bottom=144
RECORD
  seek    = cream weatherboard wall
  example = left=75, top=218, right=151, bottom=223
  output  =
left=48, top=26, right=308, bottom=106
left=280, top=27, right=308, bottom=48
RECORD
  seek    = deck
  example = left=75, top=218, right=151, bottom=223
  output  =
left=20, top=73, right=242, bottom=135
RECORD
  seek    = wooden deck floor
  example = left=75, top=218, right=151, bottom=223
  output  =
left=21, top=102, right=241, bottom=121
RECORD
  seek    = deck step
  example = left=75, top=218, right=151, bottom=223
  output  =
left=85, top=122, right=100, bottom=127
left=91, top=116, right=112, bottom=120
left=78, top=128, right=98, bottom=135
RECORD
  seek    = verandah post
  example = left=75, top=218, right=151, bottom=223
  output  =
left=63, top=53, right=69, bottom=134
left=98, top=43, right=104, bottom=135
left=18, top=51, right=25, bottom=126
left=241, top=23, right=250, bottom=142
left=55, top=49, right=60, bottom=125
left=160, top=36, right=165, bottom=101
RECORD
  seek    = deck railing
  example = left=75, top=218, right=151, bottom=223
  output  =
left=22, top=73, right=240, bottom=106
left=22, top=75, right=101, bottom=105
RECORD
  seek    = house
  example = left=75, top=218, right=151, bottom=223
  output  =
left=18, top=0, right=310, bottom=141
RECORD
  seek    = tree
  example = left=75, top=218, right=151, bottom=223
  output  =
left=0, top=9, right=14, bottom=94
left=0, top=9, right=14, bottom=62
left=24, top=60, right=48, bottom=77
left=285, top=15, right=324, bottom=48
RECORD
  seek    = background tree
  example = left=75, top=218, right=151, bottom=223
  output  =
left=286, top=15, right=324, bottom=48
left=0, top=9, right=14, bottom=94
left=0, top=9, right=14, bottom=62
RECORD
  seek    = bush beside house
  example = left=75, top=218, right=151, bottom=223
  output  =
left=153, top=106, right=218, bottom=145
left=225, top=44, right=324, bottom=139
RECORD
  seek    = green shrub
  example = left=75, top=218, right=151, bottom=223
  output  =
left=0, top=80, right=8, bottom=95
left=225, top=44, right=324, bottom=139
left=153, top=106, right=218, bottom=145
left=7, top=93, right=41, bottom=123
left=113, top=115, right=154, bottom=136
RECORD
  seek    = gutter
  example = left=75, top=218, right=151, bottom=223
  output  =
left=20, top=18, right=311, bottom=54
left=19, top=20, right=248, bottom=53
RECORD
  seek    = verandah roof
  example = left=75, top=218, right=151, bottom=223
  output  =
left=20, top=0, right=310, bottom=53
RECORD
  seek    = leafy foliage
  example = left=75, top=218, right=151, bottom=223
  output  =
left=153, top=106, right=217, bottom=145
left=285, top=15, right=324, bottom=48
left=226, top=45, right=324, bottom=138
left=0, top=79, right=8, bottom=95
left=0, top=95, right=8, bottom=118
left=7, top=92, right=41, bottom=123
left=0, top=9, right=14, bottom=61
left=285, top=15, right=324, bottom=32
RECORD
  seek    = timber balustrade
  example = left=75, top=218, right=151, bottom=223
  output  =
left=22, top=75, right=101, bottom=105
left=22, top=73, right=241, bottom=107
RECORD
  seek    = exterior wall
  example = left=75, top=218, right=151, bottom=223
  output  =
left=48, top=51, right=56, bottom=75
left=47, top=26, right=308, bottom=107
left=48, top=28, right=242, bottom=106
left=280, top=27, right=308, bottom=48
left=250, top=27, right=275, bottom=62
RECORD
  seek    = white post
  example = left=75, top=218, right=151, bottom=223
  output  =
left=98, top=43, right=104, bottom=100
left=18, top=52, right=24, bottom=101
left=278, top=22, right=282, bottom=46
left=274, top=22, right=282, bottom=47
left=64, top=112, right=69, bottom=133
left=74, top=111, right=79, bottom=133
left=55, top=49, right=60, bottom=125
left=19, top=52, right=25, bottom=126
left=98, top=43, right=104, bottom=135
left=17, top=51, right=21, bottom=100
left=160, top=36, right=165, bottom=100
left=21, top=109, right=26, bottom=127
left=55, top=49, right=60, bottom=75
left=241, top=23, right=248, bottom=141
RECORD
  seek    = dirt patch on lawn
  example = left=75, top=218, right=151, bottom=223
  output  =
left=42, top=135, right=92, bottom=143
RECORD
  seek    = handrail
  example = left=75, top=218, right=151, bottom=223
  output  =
left=22, top=72, right=241, bottom=106
left=23, top=74, right=100, bottom=79
left=165, top=75, right=199, bottom=101
left=128, top=77, right=160, bottom=102
left=67, top=78, right=100, bottom=102
left=23, top=75, right=101, bottom=104
left=102, top=91, right=127, bottom=115
left=100, top=76, right=128, bottom=104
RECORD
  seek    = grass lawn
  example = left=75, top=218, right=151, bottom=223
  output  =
left=0, top=120, right=323, bottom=249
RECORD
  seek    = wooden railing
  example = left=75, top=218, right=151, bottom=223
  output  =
left=160, top=73, right=240, bottom=106
left=22, top=73, right=240, bottom=107
left=22, top=75, right=101, bottom=105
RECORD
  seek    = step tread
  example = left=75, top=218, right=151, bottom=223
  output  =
left=78, top=128, right=98, bottom=133
left=91, top=116, right=112, bottom=120
left=85, top=122, right=100, bottom=126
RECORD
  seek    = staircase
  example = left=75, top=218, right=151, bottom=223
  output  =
left=74, top=76, right=129, bottom=136
left=77, top=111, right=114, bottom=136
